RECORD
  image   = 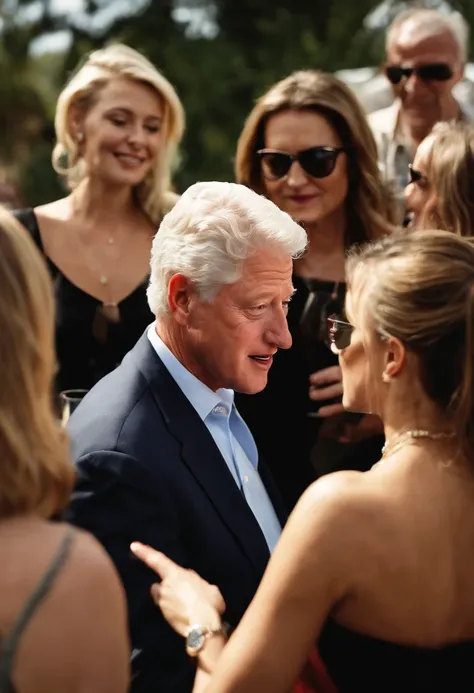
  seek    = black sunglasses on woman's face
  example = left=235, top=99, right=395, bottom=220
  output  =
left=327, top=314, right=354, bottom=351
left=257, top=146, right=348, bottom=181
left=408, top=164, right=428, bottom=186
left=384, top=62, right=454, bottom=85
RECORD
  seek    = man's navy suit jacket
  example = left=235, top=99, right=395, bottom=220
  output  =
left=64, top=334, right=288, bottom=693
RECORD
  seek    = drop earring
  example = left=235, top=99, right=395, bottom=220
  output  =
left=382, top=372, right=391, bottom=383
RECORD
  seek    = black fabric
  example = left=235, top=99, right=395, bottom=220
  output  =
left=319, top=618, right=474, bottom=692
left=13, top=208, right=153, bottom=392
left=64, top=334, right=287, bottom=693
left=0, top=528, right=75, bottom=693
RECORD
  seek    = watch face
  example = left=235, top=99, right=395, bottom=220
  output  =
left=186, top=627, right=204, bottom=655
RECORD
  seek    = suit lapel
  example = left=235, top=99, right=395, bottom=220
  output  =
left=133, top=335, right=271, bottom=578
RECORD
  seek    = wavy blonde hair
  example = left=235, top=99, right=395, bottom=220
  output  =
left=236, top=70, right=397, bottom=244
left=419, top=121, right=474, bottom=237
left=53, top=43, right=185, bottom=223
left=0, top=207, right=73, bottom=520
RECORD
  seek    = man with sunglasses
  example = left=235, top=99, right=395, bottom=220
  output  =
left=368, top=8, right=471, bottom=217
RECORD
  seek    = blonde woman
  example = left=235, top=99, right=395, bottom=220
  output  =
left=134, top=229, right=474, bottom=693
left=0, top=207, right=129, bottom=693
left=233, top=70, right=398, bottom=500
left=14, top=44, right=185, bottom=392
left=405, top=121, right=474, bottom=235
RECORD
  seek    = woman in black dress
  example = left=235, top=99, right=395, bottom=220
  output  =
left=233, top=70, right=398, bottom=508
left=15, top=44, right=185, bottom=392
left=134, top=230, right=474, bottom=693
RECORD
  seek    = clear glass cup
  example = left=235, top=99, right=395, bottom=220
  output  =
left=58, top=389, right=88, bottom=427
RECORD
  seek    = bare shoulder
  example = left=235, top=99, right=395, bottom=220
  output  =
left=288, top=470, right=386, bottom=554
left=61, top=526, right=125, bottom=598
left=34, top=198, right=71, bottom=225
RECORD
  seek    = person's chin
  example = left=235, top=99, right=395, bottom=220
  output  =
left=236, top=375, right=270, bottom=395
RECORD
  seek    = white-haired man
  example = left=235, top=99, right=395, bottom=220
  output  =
left=65, top=182, right=307, bottom=693
left=369, top=8, right=471, bottom=207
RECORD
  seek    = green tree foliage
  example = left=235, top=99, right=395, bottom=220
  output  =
left=0, top=0, right=468, bottom=203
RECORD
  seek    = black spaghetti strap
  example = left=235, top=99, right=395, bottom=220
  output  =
left=0, top=527, right=76, bottom=692
left=11, top=209, right=44, bottom=253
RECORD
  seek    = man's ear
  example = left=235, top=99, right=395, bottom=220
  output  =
left=382, top=335, right=406, bottom=382
left=168, top=274, right=197, bottom=325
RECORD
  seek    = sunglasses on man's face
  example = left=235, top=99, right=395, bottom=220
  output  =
left=257, top=146, right=348, bottom=181
left=327, top=314, right=354, bottom=351
left=384, top=62, right=454, bottom=85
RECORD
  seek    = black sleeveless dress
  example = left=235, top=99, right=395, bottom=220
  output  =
left=318, top=618, right=474, bottom=692
left=14, top=209, right=153, bottom=392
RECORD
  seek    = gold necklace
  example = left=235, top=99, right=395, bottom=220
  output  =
left=381, top=429, right=455, bottom=460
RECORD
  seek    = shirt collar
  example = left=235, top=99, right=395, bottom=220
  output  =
left=147, top=323, right=235, bottom=421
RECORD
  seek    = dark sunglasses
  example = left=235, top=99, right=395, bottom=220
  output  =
left=257, top=146, right=348, bottom=181
left=327, top=314, right=354, bottom=351
left=384, top=62, right=453, bottom=85
left=408, top=164, right=428, bottom=185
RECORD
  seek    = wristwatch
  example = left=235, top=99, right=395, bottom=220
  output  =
left=185, top=623, right=228, bottom=657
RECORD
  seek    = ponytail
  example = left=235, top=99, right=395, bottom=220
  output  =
left=453, top=281, right=474, bottom=460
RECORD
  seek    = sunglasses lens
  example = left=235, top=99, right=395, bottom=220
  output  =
left=328, top=317, right=353, bottom=350
left=299, top=148, right=339, bottom=179
left=408, top=166, right=420, bottom=183
left=417, top=63, right=453, bottom=81
left=385, top=66, right=404, bottom=84
left=260, top=153, right=292, bottom=180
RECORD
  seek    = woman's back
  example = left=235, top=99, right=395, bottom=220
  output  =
left=318, top=451, right=474, bottom=691
left=0, top=518, right=129, bottom=693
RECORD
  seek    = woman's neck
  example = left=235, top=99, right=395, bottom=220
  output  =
left=383, top=396, right=451, bottom=444
left=70, top=177, right=140, bottom=228
left=294, top=208, right=347, bottom=280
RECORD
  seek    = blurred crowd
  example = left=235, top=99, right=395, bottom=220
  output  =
left=2, top=6, right=474, bottom=693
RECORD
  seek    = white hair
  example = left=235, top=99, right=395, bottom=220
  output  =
left=147, top=181, right=307, bottom=318
left=387, top=9, right=469, bottom=63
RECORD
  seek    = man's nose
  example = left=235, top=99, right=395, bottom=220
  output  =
left=265, top=308, right=293, bottom=350
left=403, top=73, right=426, bottom=94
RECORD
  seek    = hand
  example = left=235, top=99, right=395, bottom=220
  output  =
left=130, top=542, right=226, bottom=638
left=309, top=366, right=344, bottom=417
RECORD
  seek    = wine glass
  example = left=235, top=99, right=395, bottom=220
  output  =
left=58, top=389, right=88, bottom=427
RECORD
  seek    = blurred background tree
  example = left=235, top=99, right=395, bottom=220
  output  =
left=0, top=0, right=471, bottom=204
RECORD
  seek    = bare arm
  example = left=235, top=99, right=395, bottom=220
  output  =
left=133, top=474, right=360, bottom=693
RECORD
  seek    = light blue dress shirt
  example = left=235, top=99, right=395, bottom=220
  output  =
left=147, top=325, right=281, bottom=552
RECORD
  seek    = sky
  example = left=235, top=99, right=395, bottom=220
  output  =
left=28, top=0, right=217, bottom=55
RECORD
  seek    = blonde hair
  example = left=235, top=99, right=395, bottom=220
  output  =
left=235, top=70, right=397, bottom=245
left=53, top=44, right=185, bottom=223
left=420, top=121, right=474, bottom=237
left=347, top=229, right=474, bottom=461
left=0, top=207, right=73, bottom=519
